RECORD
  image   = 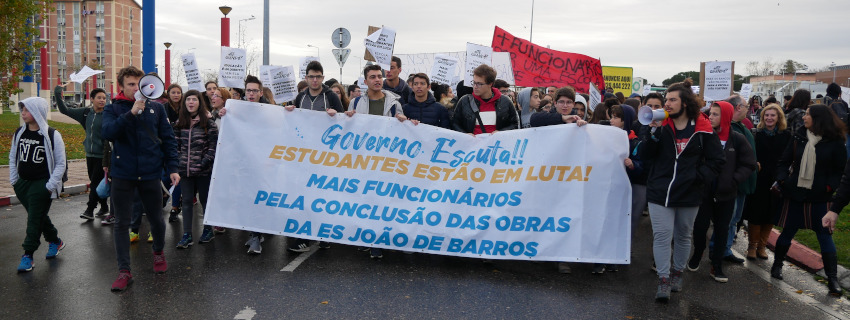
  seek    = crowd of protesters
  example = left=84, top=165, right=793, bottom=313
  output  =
left=10, top=57, right=848, bottom=302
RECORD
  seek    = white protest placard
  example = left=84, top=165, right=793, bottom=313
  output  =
left=740, top=83, right=753, bottom=101
left=632, top=77, right=644, bottom=95
left=703, top=61, right=733, bottom=101
left=260, top=65, right=274, bottom=88
left=182, top=53, right=203, bottom=91
left=299, top=56, right=320, bottom=81
left=206, top=100, right=632, bottom=263
left=464, top=43, right=493, bottom=87
left=588, top=82, right=602, bottom=111
left=268, top=66, right=298, bottom=103
left=430, top=55, right=460, bottom=86
left=643, top=83, right=652, bottom=96
left=842, top=87, right=850, bottom=106
left=69, top=65, right=105, bottom=84
left=357, top=76, right=367, bottom=92
left=396, top=52, right=515, bottom=86
left=364, top=26, right=396, bottom=69
left=692, top=86, right=701, bottom=95
left=218, top=47, right=247, bottom=89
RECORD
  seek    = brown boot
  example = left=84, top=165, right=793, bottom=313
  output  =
left=757, top=224, right=772, bottom=259
left=746, top=225, right=760, bottom=260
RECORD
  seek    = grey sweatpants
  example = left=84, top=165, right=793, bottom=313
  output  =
left=648, top=203, right=699, bottom=278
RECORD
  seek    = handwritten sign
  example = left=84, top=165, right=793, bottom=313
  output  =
left=464, top=43, right=493, bottom=87
left=588, top=82, right=602, bottom=112
left=218, top=46, right=247, bottom=89
left=364, top=26, right=396, bottom=70
left=702, top=61, right=733, bottom=101
left=491, top=26, right=604, bottom=93
left=269, top=66, right=298, bottom=103
left=740, top=83, right=753, bottom=101
left=431, top=54, right=460, bottom=86
left=182, top=53, right=203, bottom=91
left=299, top=56, right=319, bottom=81
left=395, top=52, right=514, bottom=86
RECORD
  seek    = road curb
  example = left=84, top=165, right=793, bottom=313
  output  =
left=0, top=183, right=89, bottom=207
left=766, top=228, right=850, bottom=291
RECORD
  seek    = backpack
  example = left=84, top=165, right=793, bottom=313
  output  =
left=14, top=127, right=69, bottom=183
left=825, top=96, right=849, bottom=127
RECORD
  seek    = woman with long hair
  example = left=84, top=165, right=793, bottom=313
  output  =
left=640, top=79, right=725, bottom=302
left=772, top=104, right=846, bottom=296
left=785, top=89, right=811, bottom=134
left=330, top=83, right=350, bottom=108
left=165, top=84, right=183, bottom=124
left=209, top=87, right=231, bottom=127
left=173, top=90, right=219, bottom=247
left=743, top=104, right=791, bottom=260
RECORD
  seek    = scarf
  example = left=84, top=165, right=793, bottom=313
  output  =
left=797, top=130, right=821, bottom=189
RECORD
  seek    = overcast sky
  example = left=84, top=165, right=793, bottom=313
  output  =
left=150, top=0, right=850, bottom=87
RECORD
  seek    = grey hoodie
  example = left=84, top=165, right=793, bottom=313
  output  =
left=9, top=97, right=67, bottom=198
left=517, top=87, right=537, bottom=128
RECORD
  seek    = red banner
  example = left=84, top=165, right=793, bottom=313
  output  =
left=491, top=26, right=604, bottom=93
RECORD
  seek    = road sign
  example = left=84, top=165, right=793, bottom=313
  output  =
left=332, top=48, right=351, bottom=68
left=331, top=28, right=351, bottom=49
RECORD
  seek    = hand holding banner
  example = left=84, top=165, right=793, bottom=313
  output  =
left=492, top=26, right=604, bottom=93
left=219, top=47, right=248, bottom=89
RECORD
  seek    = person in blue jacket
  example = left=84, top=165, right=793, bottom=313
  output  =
left=101, top=66, right=179, bottom=292
left=403, top=73, right=450, bottom=128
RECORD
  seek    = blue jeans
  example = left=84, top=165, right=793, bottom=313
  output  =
left=777, top=225, right=836, bottom=254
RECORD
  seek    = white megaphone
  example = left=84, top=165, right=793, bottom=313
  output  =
left=638, top=105, right=668, bottom=125
left=133, top=74, right=165, bottom=113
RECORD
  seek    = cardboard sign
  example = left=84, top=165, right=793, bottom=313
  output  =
left=182, top=53, right=203, bottom=91
left=588, top=82, right=602, bottom=112
left=395, top=52, right=515, bottom=86
left=464, top=43, right=493, bottom=87
left=364, top=26, right=396, bottom=70
left=492, top=26, right=604, bottom=93
left=431, top=54, right=460, bottom=86
left=219, top=47, right=248, bottom=89
left=701, top=61, right=734, bottom=101
left=299, top=56, right=320, bottom=81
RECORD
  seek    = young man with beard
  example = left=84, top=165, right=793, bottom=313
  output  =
left=383, top=56, right=411, bottom=105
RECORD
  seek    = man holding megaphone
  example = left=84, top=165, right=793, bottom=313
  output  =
left=101, top=66, right=180, bottom=292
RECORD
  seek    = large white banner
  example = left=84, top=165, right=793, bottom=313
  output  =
left=182, top=53, right=203, bottom=92
left=396, top=52, right=515, bottom=87
left=219, top=47, right=247, bottom=89
left=206, top=101, right=632, bottom=263
left=703, top=61, right=733, bottom=101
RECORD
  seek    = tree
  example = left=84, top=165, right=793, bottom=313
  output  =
left=780, top=59, right=808, bottom=74
left=745, top=57, right=778, bottom=76
left=0, top=1, right=52, bottom=106
left=662, top=71, right=700, bottom=86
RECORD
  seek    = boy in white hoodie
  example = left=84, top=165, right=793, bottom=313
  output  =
left=10, top=97, right=67, bottom=272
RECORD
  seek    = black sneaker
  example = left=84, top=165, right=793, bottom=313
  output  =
left=370, top=248, right=383, bottom=259
left=318, top=241, right=331, bottom=249
left=710, top=265, right=728, bottom=283
left=591, top=264, right=605, bottom=274
left=80, top=208, right=95, bottom=220
left=723, top=254, right=745, bottom=264
left=101, top=215, right=116, bottom=225
left=168, top=208, right=180, bottom=222
left=96, top=205, right=109, bottom=217
left=687, top=255, right=700, bottom=272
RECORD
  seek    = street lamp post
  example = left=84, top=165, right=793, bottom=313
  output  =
left=164, top=42, right=172, bottom=86
left=238, top=15, right=255, bottom=48
left=831, top=62, right=836, bottom=83
left=219, top=6, right=232, bottom=47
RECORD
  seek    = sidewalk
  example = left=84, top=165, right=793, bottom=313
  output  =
left=766, top=228, right=850, bottom=292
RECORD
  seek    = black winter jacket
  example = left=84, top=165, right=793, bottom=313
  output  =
left=293, top=85, right=344, bottom=112
left=403, top=92, right=450, bottom=129
left=776, top=127, right=847, bottom=202
left=709, top=131, right=757, bottom=201
left=640, top=115, right=726, bottom=207
left=830, top=157, right=850, bottom=214
left=451, top=91, right=518, bottom=134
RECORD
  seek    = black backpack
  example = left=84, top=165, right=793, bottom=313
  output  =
left=824, top=96, right=849, bottom=127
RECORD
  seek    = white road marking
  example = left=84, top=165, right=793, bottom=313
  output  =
left=233, top=306, right=256, bottom=320
left=280, top=246, right=318, bottom=272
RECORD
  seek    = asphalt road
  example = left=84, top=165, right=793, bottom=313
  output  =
left=0, top=193, right=848, bottom=320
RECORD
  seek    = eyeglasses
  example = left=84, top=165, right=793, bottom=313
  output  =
left=306, top=75, right=324, bottom=80
left=472, top=82, right=487, bottom=87
left=555, top=100, right=575, bottom=106
left=245, top=89, right=261, bottom=94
